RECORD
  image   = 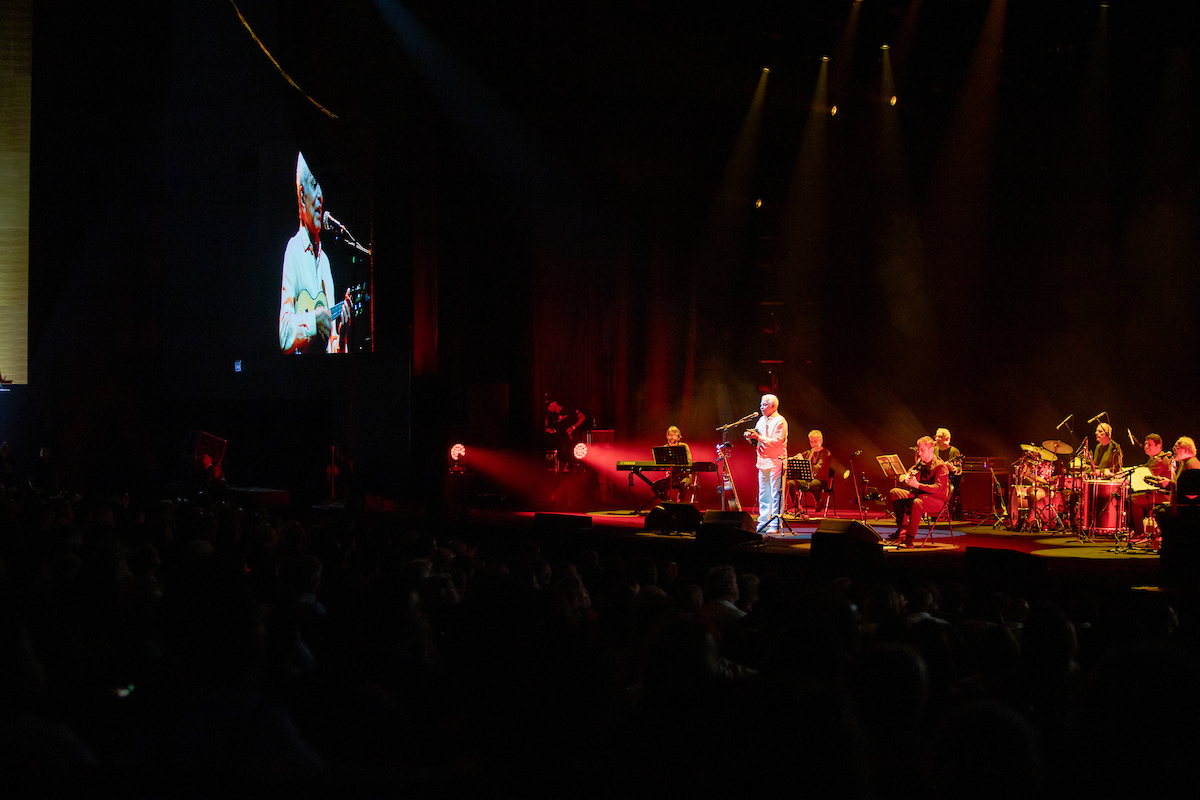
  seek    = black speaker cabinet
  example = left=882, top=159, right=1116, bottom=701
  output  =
left=645, top=502, right=704, bottom=533
left=813, top=518, right=883, bottom=543
left=696, top=510, right=760, bottom=552
left=810, top=518, right=884, bottom=577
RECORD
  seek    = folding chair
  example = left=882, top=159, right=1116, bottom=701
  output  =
left=920, top=486, right=957, bottom=547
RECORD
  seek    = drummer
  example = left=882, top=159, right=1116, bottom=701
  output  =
left=1093, top=423, right=1123, bottom=475
left=1011, top=444, right=1058, bottom=529
left=1129, top=433, right=1172, bottom=541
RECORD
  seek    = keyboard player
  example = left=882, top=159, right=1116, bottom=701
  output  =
left=654, top=425, right=694, bottom=501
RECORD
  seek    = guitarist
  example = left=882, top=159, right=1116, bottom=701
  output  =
left=280, top=152, right=351, bottom=354
left=888, top=436, right=950, bottom=547
left=933, top=427, right=963, bottom=518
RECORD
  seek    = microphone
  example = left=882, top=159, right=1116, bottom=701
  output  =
left=323, top=211, right=348, bottom=234
left=1127, top=428, right=1139, bottom=447
left=1087, top=411, right=1107, bottom=424
left=851, top=450, right=863, bottom=457
left=1056, top=414, right=1073, bottom=430
left=740, top=412, right=760, bottom=424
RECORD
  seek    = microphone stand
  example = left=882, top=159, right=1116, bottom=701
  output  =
left=755, top=454, right=794, bottom=538
left=849, top=451, right=867, bottom=523
left=989, top=460, right=1008, bottom=528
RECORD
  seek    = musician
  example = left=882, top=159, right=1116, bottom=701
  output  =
left=745, top=394, right=788, bottom=533
left=1164, top=437, right=1200, bottom=506
left=545, top=398, right=587, bottom=472
left=888, top=436, right=950, bottom=547
left=655, top=425, right=694, bottom=501
left=786, top=430, right=829, bottom=518
left=934, top=427, right=963, bottom=517
left=280, top=152, right=351, bottom=354
left=1092, top=423, right=1123, bottom=475
left=1154, top=437, right=1200, bottom=533
left=1129, top=434, right=1172, bottom=541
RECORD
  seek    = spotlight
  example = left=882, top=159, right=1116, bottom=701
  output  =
left=449, top=443, right=467, bottom=473
left=830, top=106, right=837, bottom=116
left=822, top=56, right=829, bottom=62
left=755, top=198, right=763, bottom=208
left=572, top=442, right=588, bottom=461
left=890, top=96, right=897, bottom=106
left=881, top=44, right=889, bottom=51
left=762, top=67, right=770, bottom=73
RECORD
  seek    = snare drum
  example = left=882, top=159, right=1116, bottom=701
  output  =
left=1081, top=478, right=1126, bottom=533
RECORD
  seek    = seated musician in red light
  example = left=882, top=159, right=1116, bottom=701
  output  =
left=1153, top=437, right=1200, bottom=533
left=654, top=425, right=694, bottom=501
left=1129, top=433, right=1173, bottom=541
left=1153, top=437, right=1200, bottom=505
left=786, top=430, right=829, bottom=518
left=888, top=436, right=949, bottom=547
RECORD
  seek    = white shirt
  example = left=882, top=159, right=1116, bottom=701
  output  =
left=279, top=226, right=339, bottom=353
left=755, top=411, right=788, bottom=470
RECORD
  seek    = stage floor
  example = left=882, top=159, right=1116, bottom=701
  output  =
left=469, top=504, right=1168, bottom=590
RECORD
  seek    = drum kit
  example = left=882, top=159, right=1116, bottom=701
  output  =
left=1006, top=438, right=1129, bottom=541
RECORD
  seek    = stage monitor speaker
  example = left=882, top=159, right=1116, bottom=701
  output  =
left=702, top=510, right=755, bottom=532
left=813, top=518, right=882, bottom=543
left=696, top=522, right=761, bottom=549
left=810, top=518, right=883, bottom=577
left=958, top=472, right=994, bottom=515
left=645, top=502, right=704, bottom=533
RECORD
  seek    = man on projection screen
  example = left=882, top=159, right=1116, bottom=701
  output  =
left=279, top=152, right=350, bottom=354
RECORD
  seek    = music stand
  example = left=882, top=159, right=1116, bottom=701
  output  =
left=652, top=444, right=694, bottom=504
left=653, top=445, right=690, bottom=466
left=784, top=456, right=814, bottom=516
left=785, top=457, right=814, bottom=482
left=877, top=454, right=906, bottom=480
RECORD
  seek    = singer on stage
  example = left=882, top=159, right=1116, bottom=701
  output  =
left=280, top=152, right=351, bottom=354
left=745, top=394, right=788, bottom=533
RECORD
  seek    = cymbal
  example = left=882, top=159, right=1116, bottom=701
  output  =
left=1042, top=439, right=1074, bottom=455
left=1020, top=443, right=1040, bottom=452
left=1038, top=447, right=1057, bottom=462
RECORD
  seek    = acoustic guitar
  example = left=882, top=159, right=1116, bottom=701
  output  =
left=293, top=282, right=370, bottom=351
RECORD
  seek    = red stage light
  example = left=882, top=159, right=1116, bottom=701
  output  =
left=573, top=442, right=588, bottom=460
left=449, top=443, right=467, bottom=461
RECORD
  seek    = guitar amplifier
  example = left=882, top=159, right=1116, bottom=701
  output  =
left=961, top=457, right=1010, bottom=473
left=959, top=456, right=1009, bottom=515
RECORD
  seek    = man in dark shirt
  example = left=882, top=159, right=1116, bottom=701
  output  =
left=787, top=429, right=830, bottom=519
left=1093, top=423, right=1123, bottom=475
left=1130, top=433, right=1172, bottom=541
